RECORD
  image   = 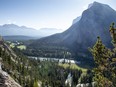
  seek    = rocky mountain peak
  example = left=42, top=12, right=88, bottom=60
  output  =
left=88, top=1, right=109, bottom=8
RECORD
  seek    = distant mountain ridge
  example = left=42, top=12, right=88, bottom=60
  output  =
left=3, top=35, right=40, bottom=41
left=0, top=24, right=63, bottom=37
left=30, top=2, right=116, bottom=60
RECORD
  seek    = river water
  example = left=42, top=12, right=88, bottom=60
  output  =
left=28, top=56, right=81, bottom=64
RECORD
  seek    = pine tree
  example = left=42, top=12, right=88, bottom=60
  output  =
left=89, top=37, right=113, bottom=67
left=89, top=37, right=114, bottom=87
left=110, top=22, right=116, bottom=45
left=89, top=23, right=116, bottom=86
left=109, top=23, right=116, bottom=86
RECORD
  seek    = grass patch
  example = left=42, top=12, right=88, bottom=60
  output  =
left=17, top=45, right=26, bottom=50
left=59, top=63, right=87, bottom=72
left=10, top=43, right=15, bottom=48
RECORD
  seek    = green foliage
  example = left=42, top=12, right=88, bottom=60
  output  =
left=89, top=23, right=116, bottom=87
left=110, top=22, right=116, bottom=44
left=0, top=43, right=85, bottom=87
left=89, top=37, right=113, bottom=66
left=79, top=71, right=93, bottom=84
left=93, top=74, right=113, bottom=87
left=59, top=63, right=87, bottom=72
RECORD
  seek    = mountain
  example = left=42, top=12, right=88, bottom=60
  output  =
left=39, top=28, right=63, bottom=36
left=30, top=2, right=116, bottom=60
left=72, top=16, right=81, bottom=24
left=0, top=24, right=63, bottom=37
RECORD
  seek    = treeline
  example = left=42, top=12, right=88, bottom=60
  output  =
left=23, top=44, right=74, bottom=58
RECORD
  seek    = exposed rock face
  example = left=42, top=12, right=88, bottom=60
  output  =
left=0, top=61, right=21, bottom=87
left=76, top=82, right=97, bottom=87
left=65, top=73, right=73, bottom=87
left=0, top=69, right=21, bottom=87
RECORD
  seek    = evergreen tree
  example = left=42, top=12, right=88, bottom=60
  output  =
left=110, top=22, right=116, bottom=44
left=109, top=23, right=116, bottom=86
left=89, top=23, right=116, bottom=86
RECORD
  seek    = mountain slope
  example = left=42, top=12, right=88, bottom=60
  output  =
left=30, top=2, right=116, bottom=59
left=72, top=16, right=81, bottom=24
left=0, top=36, right=21, bottom=87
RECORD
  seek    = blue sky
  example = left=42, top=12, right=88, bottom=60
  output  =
left=0, top=0, right=116, bottom=30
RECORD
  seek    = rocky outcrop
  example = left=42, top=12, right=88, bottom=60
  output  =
left=65, top=73, right=73, bottom=87
left=0, top=65, right=21, bottom=87
left=76, top=82, right=97, bottom=87
left=0, top=70, right=21, bottom=87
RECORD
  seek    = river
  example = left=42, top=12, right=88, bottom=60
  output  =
left=28, top=56, right=81, bottom=64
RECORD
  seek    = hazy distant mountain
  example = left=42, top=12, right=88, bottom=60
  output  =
left=3, top=35, right=40, bottom=41
left=30, top=2, right=116, bottom=59
left=0, top=24, right=63, bottom=37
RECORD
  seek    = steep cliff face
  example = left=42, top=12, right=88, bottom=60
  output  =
left=0, top=36, right=21, bottom=87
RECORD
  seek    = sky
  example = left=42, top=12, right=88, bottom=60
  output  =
left=0, top=0, right=116, bottom=30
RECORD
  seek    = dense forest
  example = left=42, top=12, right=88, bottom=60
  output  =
left=0, top=38, right=93, bottom=87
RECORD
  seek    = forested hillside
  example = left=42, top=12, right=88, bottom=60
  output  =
left=0, top=36, right=94, bottom=87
